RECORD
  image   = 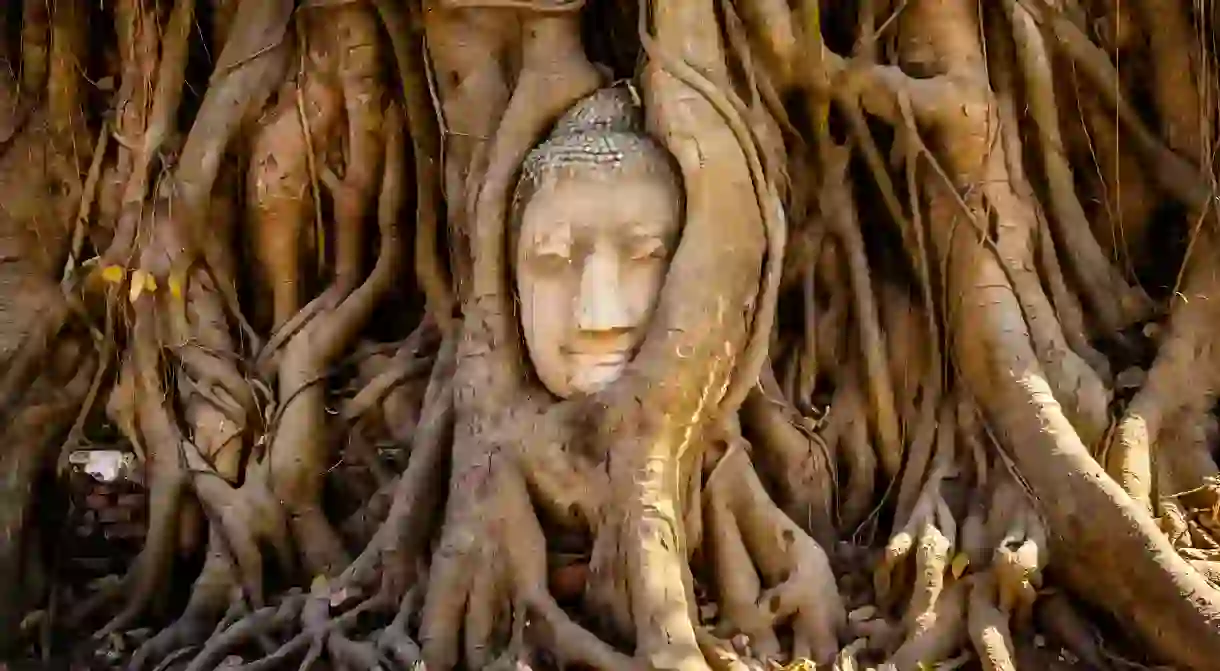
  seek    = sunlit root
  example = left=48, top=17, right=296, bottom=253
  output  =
left=1107, top=237, right=1220, bottom=512
left=831, top=638, right=869, bottom=671
left=967, top=574, right=1017, bottom=671
left=875, top=403, right=957, bottom=616
left=703, top=441, right=845, bottom=664
left=882, top=579, right=968, bottom=671
left=990, top=496, right=1045, bottom=628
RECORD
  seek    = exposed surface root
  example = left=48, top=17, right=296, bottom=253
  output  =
left=703, top=440, right=844, bottom=665
left=11, top=1, right=1220, bottom=671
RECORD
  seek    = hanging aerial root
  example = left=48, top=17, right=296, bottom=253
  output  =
left=822, top=143, right=902, bottom=481
left=1001, top=0, right=1151, bottom=335
left=245, top=11, right=343, bottom=331
left=874, top=402, right=957, bottom=616
left=373, top=0, right=456, bottom=329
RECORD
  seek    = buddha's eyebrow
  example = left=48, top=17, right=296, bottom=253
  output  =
left=628, top=221, right=669, bottom=239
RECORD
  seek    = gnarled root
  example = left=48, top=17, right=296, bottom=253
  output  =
left=125, top=102, right=406, bottom=671
left=1106, top=236, right=1220, bottom=512
left=420, top=449, right=631, bottom=671
left=741, top=382, right=835, bottom=546
left=703, top=439, right=845, bottom=665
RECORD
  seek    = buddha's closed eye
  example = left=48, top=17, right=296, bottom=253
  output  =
left=628, top=236, right=667, bottom=261
left=530, top=250, right=572, bottom=272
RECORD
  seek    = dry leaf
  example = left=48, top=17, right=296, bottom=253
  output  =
left=129, top=270, right=147, bottom=303
left=951, top=552, right=970, bottom=579
left=101, top=265, right=125, bottom=284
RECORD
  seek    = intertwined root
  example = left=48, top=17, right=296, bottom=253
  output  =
left=857, top=462, right=1045, bottom=671
left=704, top=443, right=845, bottom=665
left=15, top=0, right=1220, bottom=668
left=419, top=453, right=632, bottom=671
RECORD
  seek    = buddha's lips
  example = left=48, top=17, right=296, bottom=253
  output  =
left=566, top=350, right=630, bottom=367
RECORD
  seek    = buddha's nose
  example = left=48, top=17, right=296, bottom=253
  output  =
left=576, top=245, right=632, bottom=332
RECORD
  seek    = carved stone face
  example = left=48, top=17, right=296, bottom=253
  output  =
left=516, top=170, right=681, bottom=398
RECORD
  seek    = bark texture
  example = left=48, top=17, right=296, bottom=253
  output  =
left=3, top=1, right=1220, bottom=670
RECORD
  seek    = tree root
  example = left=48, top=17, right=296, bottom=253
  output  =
left=0, top=338, right=93, bottom=652
left=420, top=452, right=633, bottom=671
left=703, top=441, right=844, bottom=665
left=741, top=382, right=835, bottom=547
left=17, top=3, right=1220, bottom=671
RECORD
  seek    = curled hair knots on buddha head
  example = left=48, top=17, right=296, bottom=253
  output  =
left=510, top=84, right=682, bottom=252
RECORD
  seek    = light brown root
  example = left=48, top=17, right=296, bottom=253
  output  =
left=1003, top=0, right=1150, bottom=335
left=373, top=0, right=455, bottom=329
left=328, top=3, right=386, bottom=293
left=883, top=579, right=969, bottom=671
left=419, top=446, right=631, bottom=671
left=704, top=440, right=845, bottom=665
left=259, top=102, right=408, bottom=578
left=875, top=402, right=956, bottom=615
left=742, top=381, right=835, bottom=546
left=171, top=0, right=295, bottom=341
left=967, top=575, right=1018, bottom=671
left=245, top=24, right=342, bottom=330
left=991, top=500, right=1045, bottom=629
left=1106, top=242, right=1220, bottom=512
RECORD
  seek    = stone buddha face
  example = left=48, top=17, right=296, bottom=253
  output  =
left=513, top=87, right=682, bottom=398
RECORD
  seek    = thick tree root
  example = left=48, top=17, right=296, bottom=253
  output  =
left=15, top=2, right=1220, bottom=671
left=703, top=442, right=844, bottom=664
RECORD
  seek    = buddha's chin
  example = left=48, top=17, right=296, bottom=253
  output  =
left=568, top=356, right=627, bottom=395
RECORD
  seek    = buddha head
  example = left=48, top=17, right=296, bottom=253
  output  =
left=512, top=86, right=683, bottom=398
